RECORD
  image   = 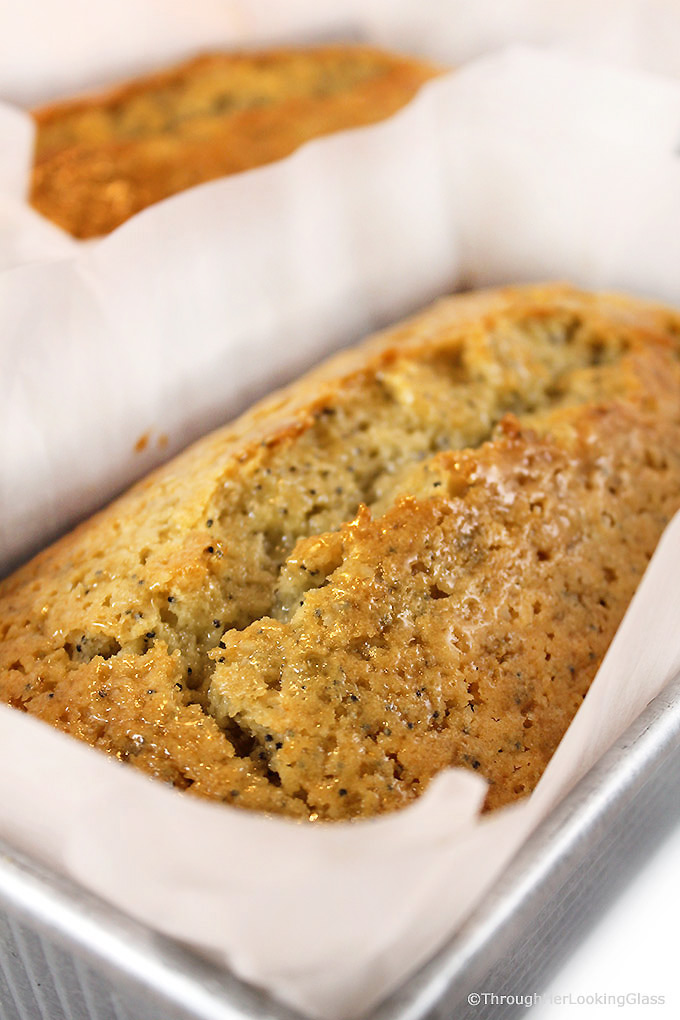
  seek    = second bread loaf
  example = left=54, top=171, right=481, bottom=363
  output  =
left=30, top=45, right=440, bottom=238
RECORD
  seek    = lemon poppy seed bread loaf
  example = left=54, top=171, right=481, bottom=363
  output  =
left=1, top=284, right=679, bottom=820
left=30, top=45, right=441, bottom=238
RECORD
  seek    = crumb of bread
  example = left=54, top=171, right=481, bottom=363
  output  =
left=1, top=284, right=679, bottom=820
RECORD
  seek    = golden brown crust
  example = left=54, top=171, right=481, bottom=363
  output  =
left=30, top=46, right=441, bottom=238
left=1, top=283, right=679, bottom=819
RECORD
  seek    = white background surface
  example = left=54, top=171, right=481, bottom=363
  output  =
left=532, top=820, right=680, bottom=1018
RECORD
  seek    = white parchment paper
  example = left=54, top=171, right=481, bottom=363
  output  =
left=5, top=0, right=680, bottom=105
left=1, top=10, right=680, bottom=1018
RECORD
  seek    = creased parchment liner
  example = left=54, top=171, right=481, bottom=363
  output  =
left=1, top=16, right=680, bottom=1020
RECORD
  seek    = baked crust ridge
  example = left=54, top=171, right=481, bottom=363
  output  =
left=1, top=283, right=679, bottom=820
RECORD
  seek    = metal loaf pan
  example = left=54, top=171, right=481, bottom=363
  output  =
left=1, top=670, right=679, bottom=1020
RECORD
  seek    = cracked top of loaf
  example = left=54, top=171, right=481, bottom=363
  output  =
left=1, top=283, right=680, bottom=820
left=29, top=45, right=441, bottom=238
